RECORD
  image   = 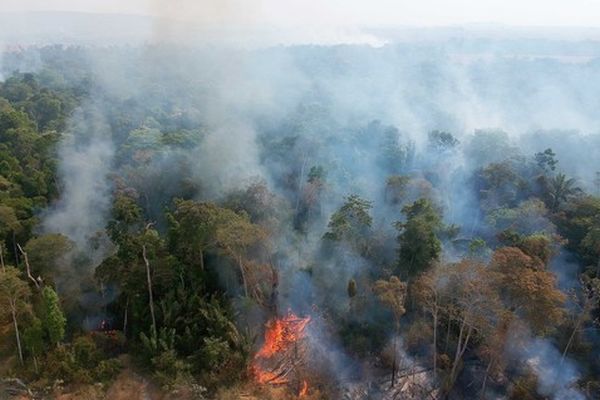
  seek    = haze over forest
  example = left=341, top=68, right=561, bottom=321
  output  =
left=1, top=3, right=600, bottom=400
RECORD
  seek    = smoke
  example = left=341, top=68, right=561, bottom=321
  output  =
left=43, top=103, right=115, bottom=251
left=0, top=40, right=4, bottom=81
left=522, top=338, right=584, bottom=400
left=510, top=335, right=586, bottom=400
left=5, top=12, right=600, bottom=395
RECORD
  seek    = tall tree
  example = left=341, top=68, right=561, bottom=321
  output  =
left=373, top=276, right=407, bottom=388
left=546, top=173, right=581, bottom=212
left=0, top=267, right=32, bottom=364
left=561, top=276, right=600, bottom=362
left=490, top=247, right=565, bottom=334
left=428, top=130, right=459, bottom=153
left=168, top=199, right=232, bottom=271
left=142, top=224, right=158, bottom=342
left=215, top=210, right=267, bottom=298
left=22, top=316, right=43, bottom=372
left=413, top=265, right=451, bottom=380
left=23, top=233, right=73, bottom=283
left=323, top=194, right=373, bottom=254
left=395, top=198, right=442, bottom=278
left=42, top=286, right=66, bottom=346
left=535, top=148, right=558, bottom=172
left=444, top=261, right=501, bottom=389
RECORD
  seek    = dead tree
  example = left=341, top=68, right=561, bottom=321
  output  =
left=16, top=244, right=40, bottom=290
left=142, top=222, right=157, bottom=341
left=142, top=243, right=157, bottom=341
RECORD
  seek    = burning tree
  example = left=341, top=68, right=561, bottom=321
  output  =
left=251, top=310, right=312, bottom=395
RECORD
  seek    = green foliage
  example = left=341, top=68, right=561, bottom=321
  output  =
left=385, top=175, right=410, bottom=205
left=3, top=50, right=600, bottom=398
left=428, top=130, right=459, bottom=152
left=40, top=334, right=122, bottom=384
left=42, top=286, right=66, bottom=346
left=140, top=327, right=192, bottom=388
left=24, top=233, right=73, bottom=282
left=535, top=148, right=558, bottom=172
left=378, top=125, right=411, bottom=173
left=468, top=237, right=489, bottom=258
left=22, top=316, right=44, bottom=360
left=307, top=165, right=326, bottom=184
left=0, top=205, right=20, bottom=238
left=545, top=173, right=581, bottom=211
left=223, top=181, right=286, bottom=227
left=466, top=129, right=516, bottom=167
left=555, top=196, right=600, bottom=262
left=0, top=266, right=32, bottom=363
left=168, top=199, right=233, bottom=269
left=487, top=199, right=553, bottom=235
left=323, top=194, right=373, bottom=253
left=395, top=198, right=442, bottom=277
left=476, top=161, right=528, bottom=209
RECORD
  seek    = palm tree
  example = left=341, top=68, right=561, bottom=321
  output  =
left=547, top=173, right=581, bottom=211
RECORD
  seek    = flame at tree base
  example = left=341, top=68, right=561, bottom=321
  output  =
left=252, top=310, right=311, bottom=394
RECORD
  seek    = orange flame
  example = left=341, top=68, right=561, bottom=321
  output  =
left=252, top=310, right=311, bottom=385
left=299, top=380, right=309, bottom=396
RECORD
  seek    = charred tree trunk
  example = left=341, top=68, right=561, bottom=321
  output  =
left=142, top=244, right=157, bottom=341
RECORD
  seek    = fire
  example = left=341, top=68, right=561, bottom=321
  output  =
left=252, top=310, right=311, bottom=386
left=299, top=380, right=309, bottom=396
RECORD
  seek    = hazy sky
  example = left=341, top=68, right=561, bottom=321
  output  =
left=3, top=0, right=600, bottom=28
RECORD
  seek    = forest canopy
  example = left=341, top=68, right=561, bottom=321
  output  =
left=0, top=42, right=600, bottom=400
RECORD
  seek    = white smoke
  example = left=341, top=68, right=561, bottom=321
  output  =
left=43, top=104, right=115, bottom=250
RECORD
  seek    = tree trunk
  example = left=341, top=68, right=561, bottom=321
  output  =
left=199, top=248, right=205, bottom=271
left=480, top=358, right=494, bottom=399
left=142, top=245, right=157, bottom=341
left=391, top=325, right=398, bottom=388
left=445, top=317, right=451, bottom=353
left=123, top=296, right=129, bottom=337
left=450, top=318, right=473, bottom=386
left=17, top=244, right=39, bottom=289
left=10, top=300, right=23, bottom=365
left=295, top=155, right=308, bottom=215
left=32, top=354, right=38, bottom=374
left=238, top=255, right=249, bottom=297
left=0, top=243, right=5, bottom=271
left=12, top=231, right=19, bottom=267
left=562, top=314, right=584, bottom=364
left=432, top=308, right=438, bottom=380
